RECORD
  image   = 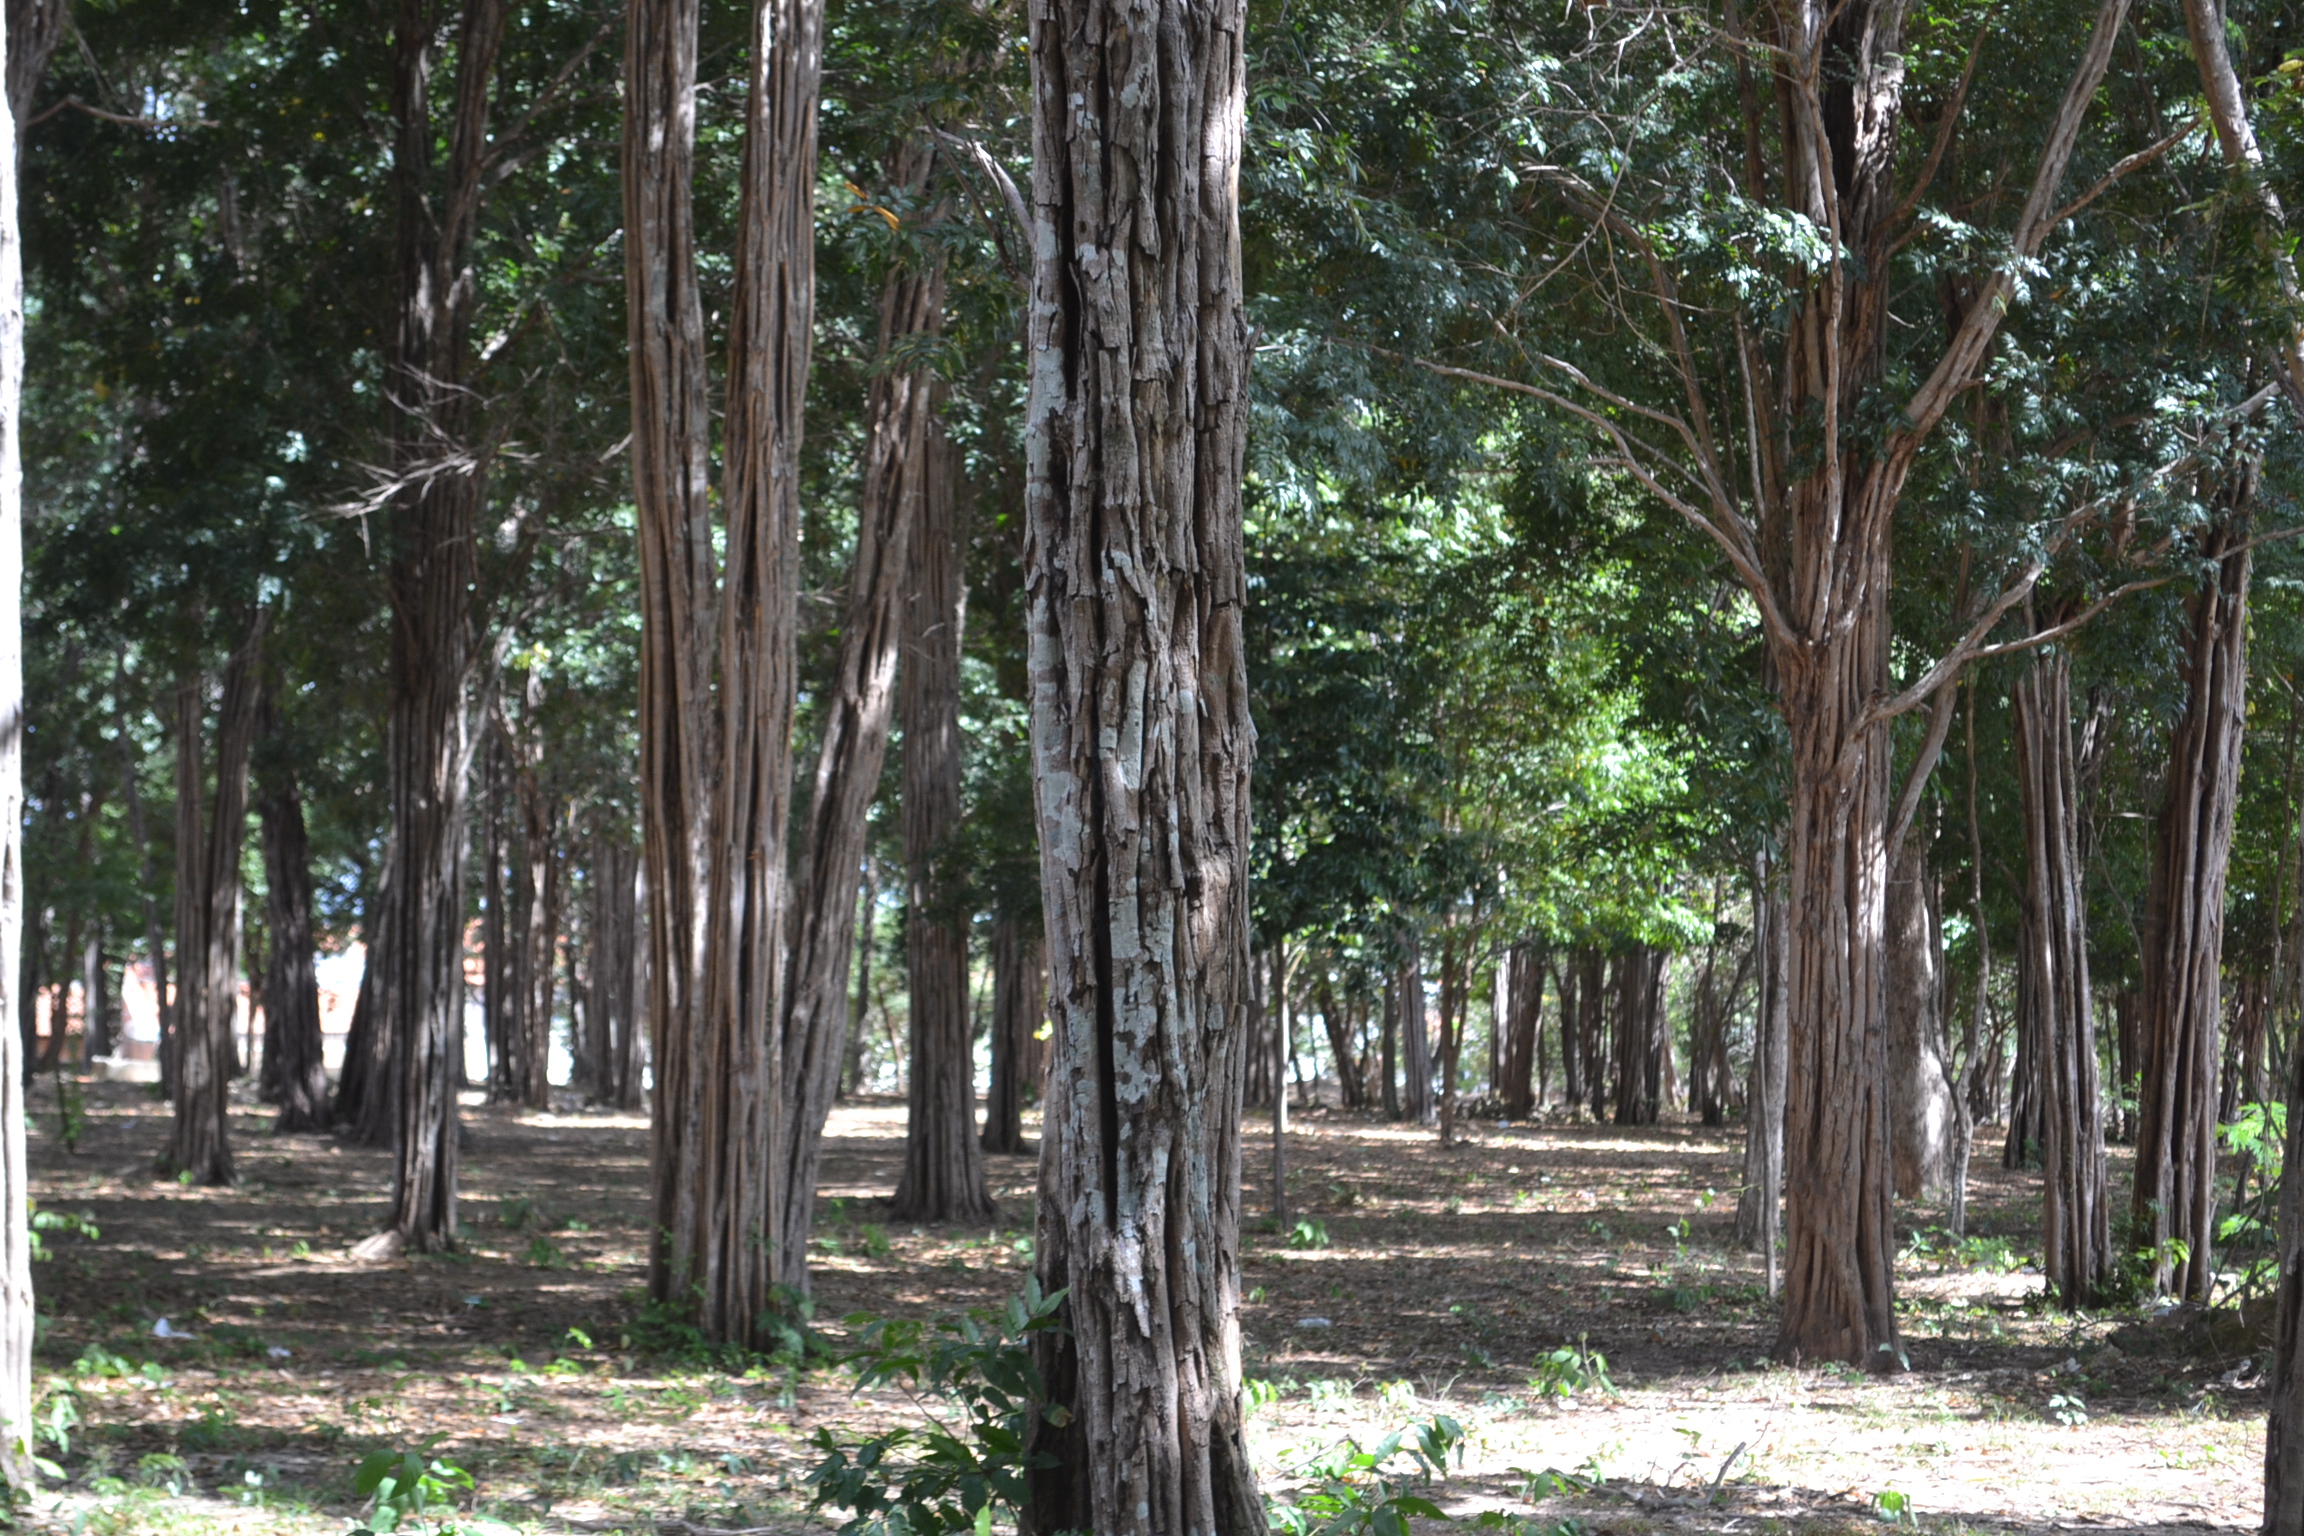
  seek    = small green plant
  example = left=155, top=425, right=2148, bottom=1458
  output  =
left=522, top=1236, right=564, bottom=1269
left=1245, top=1377, right=1283, bottom=1412
left=804, top=1279, right=1069, bottom=1535
left=74, top=1343, right=164, bottom=1383
left=2048, top=1392, right=2087, bottom=1427
left=1528, top=1336, right=1615, bottom=1402
left=1289, top=1219, right=1332, bottom=1251
left=29, top=1204, right=101, bottom=1261
left=1267, top=1417, right=1467, bottom=1535
left=859, top=1223, right=894, bottom=1259
left=1872, top=1489, right=1915, bottom=1527
left=498, top=1196, right=537, bottom=1231
left=351, top=1443, right=475, bottom=1535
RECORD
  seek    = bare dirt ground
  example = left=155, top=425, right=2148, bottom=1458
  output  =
left=13, top=1079, right=2269, bottom=1535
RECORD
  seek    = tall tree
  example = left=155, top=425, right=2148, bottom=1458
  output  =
left=1017, top=0, right=1260, bottom=1523
left=640, top=0, right=818, bottom=1339
left=892, top=415, right=993, bottom=1223
left=0, top=0, right=33, bottom=1467
left=355, top=0, right=507, bottom=1257
left=784, top=134, right=955, bottom=1239
left=2012, top=646, right=2112, bottom=1307
left=982, top=911, right=1043, bottom=1153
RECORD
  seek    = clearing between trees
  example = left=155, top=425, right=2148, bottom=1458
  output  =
left=21, top=1083, right=2265, bottom=1535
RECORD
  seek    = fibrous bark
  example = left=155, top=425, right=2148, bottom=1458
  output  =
left=256, top=679, right=329, bottom=1134
left=2134, top=498, right=2251, bottom=1301
left=2013, top=649, right=2112, bottom=1307
left=792, top=135, right=953, bottom=1230
left=1017, top=0, right=1260, bottom=1520
left=1611, top=945, right=1666, bottom=1127
left=892, top=417, right=993, bottom=1224
left=1738, top=850, right=1788, bottom=1293
left=1399, top=931, right=1434, bottom=1125
left=165, top=619, right=265, bottom=1186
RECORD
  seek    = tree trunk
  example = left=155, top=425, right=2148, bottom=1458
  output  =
left=892, top=421, right=993, bottom=1225
left=1437, top=929, right=1464, bottom=1144
left=334, top=851, right=398, bottom=1144
left=1499, top=943, right=1541, bottom=1118
left=0, top=47, right=32, bottom=1469
left=512, top=689, right=557, bottom=1112
left=843, top=866, right=874, bottom=1099
left=1612, top=946, right=1666, bottom=1127
left=789, top=137, right=949, bottom=1226
left=2013, top=648, right=2112, bottom=1307
left=983, top=912, right=1043, bottom=1154
left=2135, top=502, right=2252, bottom=1301
left=1271, top=949, right=1289, bottom=1224
left=357, top=0, right=506, bottom=1259
left=1556, top=953, right=1581, bottom=1110
left=1018, top=0, right=1260, bottom=1519
left=1738, top=849, right=1787, bottom=1294
left=1887, top=827, right=1953, bottom=1198
left=482, top=731, right=514, bottom=1101
left=115, top=699, right=171, bottom=1080
left=165, top=622, right=265, bottom=1186
left=1400, top=932, right=1434, bottom=1125
left=257, top=685, right=330, bottom=1134
left=80, top=930, right=109, bottom=1064
left=1317, top=973, right=1363, bottom=1111
left=1577, top=947, right=1608, bottom=1118
left=1378, top=973, right=1398, bottom=1120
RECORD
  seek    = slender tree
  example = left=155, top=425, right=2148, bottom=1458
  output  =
left=164, top=619, right=265, bottom=1184
left=0, top=0, right=33, bottom=1468
left=892, top=416, right=994, bottom=1224
left=1017, top=0, right=1260, bottom=1521
left=2013, top=647, right=2112, bottom=1307
left=257, top=676, right=329, bottom=1133
left=982, top=910, right=1041, bottom=1153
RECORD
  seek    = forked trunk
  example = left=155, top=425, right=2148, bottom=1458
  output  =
left=983, top=911, right=1043, bottom=1154
left=794, top=140, right=957, bottom=1231
left=2135, top=500, right=2252, bottom=1300
left=257, top=686, right=330, bottom=1135
left=892, top=424, right=993, bottom=1224
left=165, top=622, right=265, bottom=1186
left=1018, top=0, right=1260, bottom=1520
left=2013, top=648, right=2112, bottom=1306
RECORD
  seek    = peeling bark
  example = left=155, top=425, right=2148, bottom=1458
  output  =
left=1018, top=0, right=1260, bottom=1520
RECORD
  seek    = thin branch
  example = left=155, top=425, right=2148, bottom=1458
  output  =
left=26, top=95, right=214, bottom=129
left=2048, top=120, right=2197, bottom=227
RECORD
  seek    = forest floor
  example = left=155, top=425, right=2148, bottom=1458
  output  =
left=11, top=1078, right=2270, bottom=1535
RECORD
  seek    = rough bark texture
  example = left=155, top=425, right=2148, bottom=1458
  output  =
left=333, top=852, right=398, bottom=1143
left=2135, top=506, right=2251, bottom=1302
left=625, top=0, right=717, bottom=1307
left=482, top=733, right=516, bottom=1101
left=509, top=684, right=559, bottom=1111
left=630, top=0, right=817, bottom=1337
left=1018, top=0, right=1260, bottom=1521
left=983, top=912, right=1043, bottom=1154
left=2013, top=650, right=2112, bottom=1307
left=359, top=0, right=505, bottom=1257
left=0, top=38, right=28, bottom=1466
left=586, top=835, right=643, bottom=1109
left=114, top=703, right=171, bottom=1080
left=892, top=422, right=993, bottom=1224
left=165, top=626, right=264, bottom=1186
left=257, top=684, right=330, bottom=1134
left=80, top=931, right=108, bottom=1064
left=1886, top=832, right=1953, bottom=1198
left=791, top=138, right=949, bottom=1231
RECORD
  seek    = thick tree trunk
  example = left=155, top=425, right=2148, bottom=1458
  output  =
left=1887, top=831, right=1953, bottom=1197
left=1577, top=947, right=1608, bottom=1118
left=0, top=46, right=31, bottom=1470
left=2135, top=507, right=2251, bottom=1301
left=257, top=688, right=330, bottom=1135
left=892, top=424, right=993, bottom=1224
left=2013, top=649, right=2113, bottom=1307
left=1612, top=946, right=1666, bottom=1127
left=1018, top=0, right=1259, bottom=1520
left=1400, top=933, right=1434, bottom=1125
left=165, top=624, right=264, bottom=1186
left=1556, top=954, right=1581, bottom=1110
left=983, top=912, right=1043, bottom=1154
left=793, top=140, right=953, bottom=1227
